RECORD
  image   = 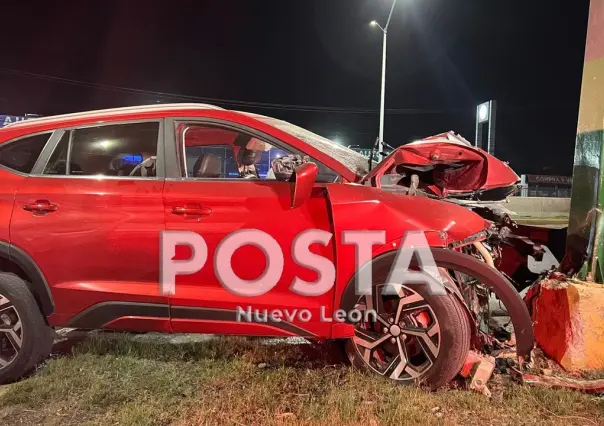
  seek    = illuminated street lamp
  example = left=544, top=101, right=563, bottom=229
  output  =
left=477, top=103, right=489, bottom=123
left=475, top=100, right=497, bottom=155
left=370, top=0, right=397, bottom=161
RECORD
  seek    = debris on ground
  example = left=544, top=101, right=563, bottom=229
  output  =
left=520, top=374, right=604, bottom=393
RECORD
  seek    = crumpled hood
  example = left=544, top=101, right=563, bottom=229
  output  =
left=327, top=184, right=490, bottom=246
left=362, top=132, right=520, bottom=200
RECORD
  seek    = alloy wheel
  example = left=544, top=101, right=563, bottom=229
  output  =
left=0, top=294, right=23, bottom=370
left=352, top=283, right=441, bottom=382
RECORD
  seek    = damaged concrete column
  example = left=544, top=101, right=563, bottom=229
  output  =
left=563, top=0, right=604, bottom=278
left=533, top=0, right=604, bottom=371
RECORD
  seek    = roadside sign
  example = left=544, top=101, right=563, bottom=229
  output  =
left=0, top=115, right=26, bottom=128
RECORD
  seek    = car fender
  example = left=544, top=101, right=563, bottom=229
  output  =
left=337, top=247, right=534, bottom=357
left=325, top=183, right=489, bottom=315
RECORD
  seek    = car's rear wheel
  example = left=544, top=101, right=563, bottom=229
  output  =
left=0, top=273, right=53, bottom=384
left=345, top=280, right=470, bottom=390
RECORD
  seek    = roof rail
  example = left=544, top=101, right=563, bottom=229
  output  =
left=4, top=103, right=223, bottom=128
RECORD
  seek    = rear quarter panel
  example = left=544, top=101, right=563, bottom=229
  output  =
left=0, top=130, right=26, bottom=244
left=0, top=168, right=25, bottom=244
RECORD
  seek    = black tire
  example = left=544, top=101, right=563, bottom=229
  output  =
left=345, top=279, right=471, bottom=390
left=0, top=272, right=53, bottom=384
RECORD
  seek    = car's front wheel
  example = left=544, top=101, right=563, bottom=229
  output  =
left=0, top=273, right=53, bottom=384
left=345, top=281, right=470, bottom=390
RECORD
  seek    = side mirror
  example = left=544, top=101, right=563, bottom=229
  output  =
left=290, top=162, right=318, bottom=209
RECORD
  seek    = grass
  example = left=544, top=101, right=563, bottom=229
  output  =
left=0, top=334, right=603, bottom=426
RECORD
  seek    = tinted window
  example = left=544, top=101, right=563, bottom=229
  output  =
left=0, top=133, right=50, bottom=173
left=44, top=122, right=160, bottom=177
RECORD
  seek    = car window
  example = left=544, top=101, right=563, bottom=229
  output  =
left=43, top=122, right=160, bottom=177
left=238, top=112, right=369, bottom=177
left=0, top=133, right=51, bottom=174
left=43, top=132, right=69, bottom=175
left=184, top=144, right=239, bottom=178
left=179, top=124, right=339, bottom=182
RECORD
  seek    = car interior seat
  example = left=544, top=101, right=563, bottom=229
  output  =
left=238, top=148, right=261, bottom=167
left=237, top=148, right=261, bottom=178
left=193, top=153, right=221, bottom=178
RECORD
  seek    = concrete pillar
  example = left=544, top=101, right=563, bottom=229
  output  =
left=563, top=0, right=604, bottom=280
left=535, top=1, right=604, bottom=372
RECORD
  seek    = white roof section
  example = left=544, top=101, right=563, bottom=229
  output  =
left=407, top=131, right=473, bottom=147
left=4, top=103, right=223, bottom=129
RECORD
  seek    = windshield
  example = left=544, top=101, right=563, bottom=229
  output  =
left=240, top=112, right=369, bottom=177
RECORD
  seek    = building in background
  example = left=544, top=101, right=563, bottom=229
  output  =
left=0, top=114, right=40, bottom=128
left=348, top=146, right=373, bottom=158
left=519, top=174, right=572, bottom=198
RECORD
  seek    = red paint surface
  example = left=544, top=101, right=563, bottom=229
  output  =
left=10, top=176, right=168, bottom=315
left=0, top=105, right=489, bottom=338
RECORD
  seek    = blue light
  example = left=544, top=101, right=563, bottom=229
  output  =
left=122, top=155, right=143, bottom=164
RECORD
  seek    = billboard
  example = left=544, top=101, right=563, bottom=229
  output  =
left=525, top=174, right=572, bottom=185
left=0, top=115, right=26, bottom=128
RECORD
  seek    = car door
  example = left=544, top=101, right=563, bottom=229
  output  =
left=10, top=120, right=169, bottom=331
left=163, top=119, right=337, bottom=338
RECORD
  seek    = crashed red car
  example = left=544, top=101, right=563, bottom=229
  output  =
left=364, top=131, right=564, bottom=289
left=364, top=131, right=567, bottom=348
left=0, top=106, right=532, bottom=388
left=363, top=132, right=520, bottom=201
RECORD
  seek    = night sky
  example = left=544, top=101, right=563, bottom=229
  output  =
left=0, top=0, right=590, bottom=176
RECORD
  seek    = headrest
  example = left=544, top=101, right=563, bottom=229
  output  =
left=238, top=149, right=261, bottom=166
left=193, top=154, right=221, bottom=178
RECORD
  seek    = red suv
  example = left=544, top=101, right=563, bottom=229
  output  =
left=0, top=104, right=532, bottom=387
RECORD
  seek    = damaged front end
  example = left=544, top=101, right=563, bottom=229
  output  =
left=364, top=131, right=568, bottom=391
left=365, top=131, right=563, bottom=291
left=363, top=132, right=520, bottom=201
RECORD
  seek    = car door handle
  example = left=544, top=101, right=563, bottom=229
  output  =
left=171, top=206, right=212, bottom=216
left=23, top=200, right=58, bottom=214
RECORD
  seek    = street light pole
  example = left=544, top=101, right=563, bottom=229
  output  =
left=378, top=27, right=387, bottom=162
left=371, top=0, right=397, bottom=161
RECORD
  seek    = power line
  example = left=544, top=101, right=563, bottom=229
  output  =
left=0, top=67, right=464, bottom=115
left=1, top=67, right=574, bottom=115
